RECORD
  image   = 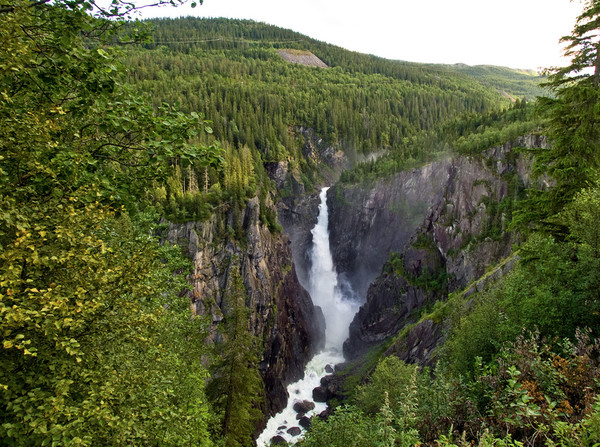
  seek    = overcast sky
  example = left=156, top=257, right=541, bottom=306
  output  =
left=141, top=0, right=585, bottom=71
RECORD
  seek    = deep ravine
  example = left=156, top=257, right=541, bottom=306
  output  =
left=256, top=187, right=360, bottom=446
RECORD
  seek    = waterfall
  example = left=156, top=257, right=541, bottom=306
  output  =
left=308, top=187, right=359, bottom=350
left=256, top=187, right=360, bottom=446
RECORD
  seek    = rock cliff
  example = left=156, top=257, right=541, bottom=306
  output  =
left=167, top=197, right=325, bottom=416
left=335, top=135, right=546, bottom=362
left=327, top=160, right=450, bottom=298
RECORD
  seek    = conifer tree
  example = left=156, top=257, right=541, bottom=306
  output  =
left=516, top=0, right=600, bottom=234
left=208, top=265, right=264, bottom=447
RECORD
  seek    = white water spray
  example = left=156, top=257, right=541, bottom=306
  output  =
left=308, top=187, right=359, bottom=350
left=256, top=187, right=360, bottom=446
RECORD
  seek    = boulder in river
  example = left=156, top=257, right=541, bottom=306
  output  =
left=287, top=426, right=302, bottom=436
left=271, top=435, right=287, bottom=445
left=312, top=386, right=328, bottom=402
left=293, top=400, right=315, bottom=414
left=299, top=416, right=311, bottom=429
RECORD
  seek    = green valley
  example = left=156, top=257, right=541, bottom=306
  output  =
left=2, top=1, right=600, bottom=446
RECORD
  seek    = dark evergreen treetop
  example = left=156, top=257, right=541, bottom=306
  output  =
left=514, top=0, right=600, bottom=235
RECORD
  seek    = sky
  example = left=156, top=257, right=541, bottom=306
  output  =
left=140, top=0, right=586, bottom=71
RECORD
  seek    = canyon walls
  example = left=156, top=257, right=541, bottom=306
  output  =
left=330, top=135, right=546, bottom=362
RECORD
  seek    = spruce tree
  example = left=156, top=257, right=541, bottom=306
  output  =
left=208, top=265, right=264, bottom=447
left=515, top=0, right=600, bottom=234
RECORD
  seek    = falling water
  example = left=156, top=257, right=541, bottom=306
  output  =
left=256, top=187, right=360, bottom=446
left=308, top=187, right=359, bottom=350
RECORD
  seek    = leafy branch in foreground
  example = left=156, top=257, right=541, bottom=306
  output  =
left=1, top=0, right=220, bottom=444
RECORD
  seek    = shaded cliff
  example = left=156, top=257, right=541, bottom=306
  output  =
left=336, top=135, right=546, bottom=362
left=167, top=197, right=325, bottom=417
left=328, top=160, right=451, bottom=299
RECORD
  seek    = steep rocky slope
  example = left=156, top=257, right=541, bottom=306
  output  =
left=327, top=160, right=451, bottom=298
left=331, top=135, right=546, bottom=362
left=167, top=197, right=325, bottom=416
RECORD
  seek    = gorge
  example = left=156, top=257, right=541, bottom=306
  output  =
left=6, top=6, right=600, bottom=445
left=251, top=133, right=547, bottom=444
left=257, top=187, right=359, bottom=445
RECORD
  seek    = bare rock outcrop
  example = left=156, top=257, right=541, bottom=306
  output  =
left=167, top=197, right=325, bottom=417
left=277, top=49, right=328, bottom=68
left=336, top=135, right=547, bottom=363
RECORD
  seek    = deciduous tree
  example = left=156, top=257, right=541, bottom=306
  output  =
left=0, top=0, right=218, bottom=444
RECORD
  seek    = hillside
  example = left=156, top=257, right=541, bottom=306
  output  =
left=128, top=17, right=513, bottom=160
left=442, top=63, right=547, bottom=100
left=6, top=3, right=600, bottom=446
left=123, top=17, right=543, bottom=220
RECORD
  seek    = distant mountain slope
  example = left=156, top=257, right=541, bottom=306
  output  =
left=126, top=18, right=524, bottom=162
left=441, top=63, right=547, bottom=100
left=142, top=18, right=542, bottom=100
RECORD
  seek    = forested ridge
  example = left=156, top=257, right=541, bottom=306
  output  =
left=127, top=17, right=542, bottom=159
left=2, top=0, right=600, bottom=446
left=122, top=17, right=543, bottom=222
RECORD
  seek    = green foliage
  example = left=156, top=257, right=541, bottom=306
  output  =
left=385, top=248, right=448, bottom=293
left=560, top=182, right=600, bottom=254
left=297, top=399, right=420, bottom=447
left=339, top=339, right=395, bottom=396
left=447, top=100, right=540, bottom=156
left=441, top=235, right=600, bottom=377
left=310, top=332, right=600, bottom=446
left=436, top=430, right=524, bottom=447
left=475, top=330, right=600, bottom=445
left=339, top=100, right=540, bottom=185
left=296, top=405, right=375, bottom=447
left=440, top=64, right=546, bottom=100
left=547, top=397, right=600, bottom=447
left=0, top=0, right=219, bottom=444
left=514, top=1, right=600, bottom=235
left=207, top=267, right=264, bottom=447
left=355, top=356, right=420, bottom=415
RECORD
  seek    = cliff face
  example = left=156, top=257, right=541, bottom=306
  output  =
left=336, top=135, right=546, bottom=362
left=167, top=197, right=325, bottom=416
left=328, top=160, right=451, bottom=298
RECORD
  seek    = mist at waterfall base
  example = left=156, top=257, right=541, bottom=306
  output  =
left=256, top=188, right=361, bottom=446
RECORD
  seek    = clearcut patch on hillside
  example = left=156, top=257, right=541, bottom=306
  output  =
left=277, top=49, right=328, bottom=68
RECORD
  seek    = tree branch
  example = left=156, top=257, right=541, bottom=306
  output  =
left=0, top=0, right=50, bottom=14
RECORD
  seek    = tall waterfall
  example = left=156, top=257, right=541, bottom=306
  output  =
left=257, top=187, right=360, bottom=446
left=308, top=187, right=359, bottom=350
